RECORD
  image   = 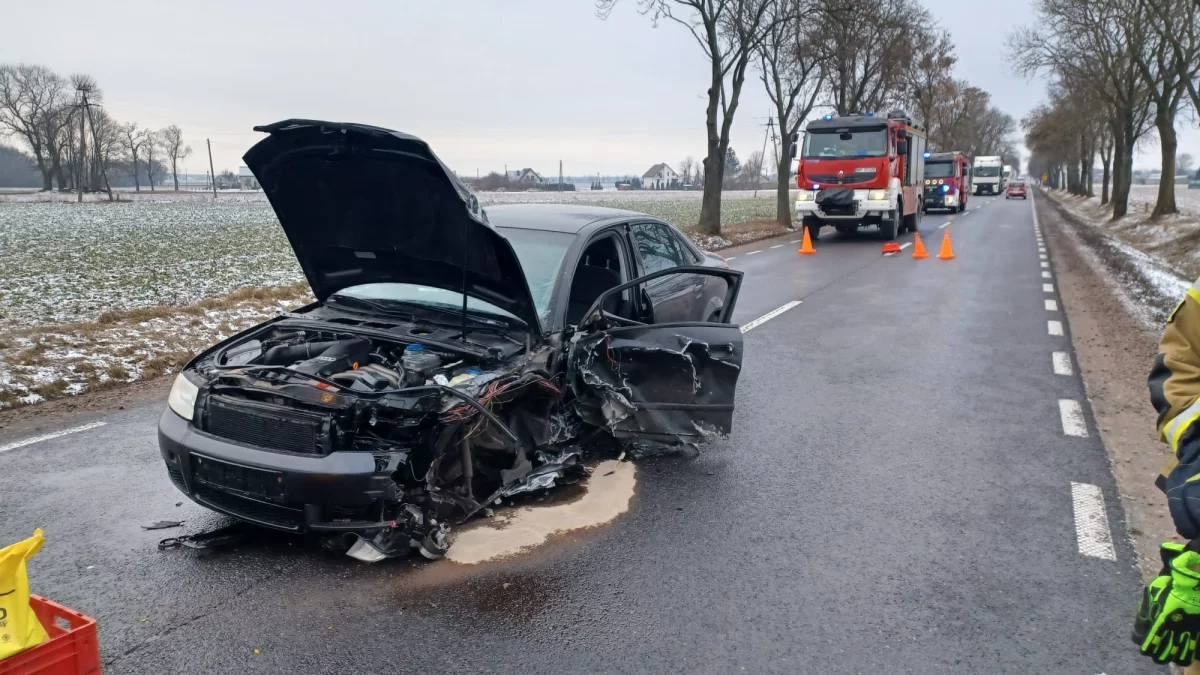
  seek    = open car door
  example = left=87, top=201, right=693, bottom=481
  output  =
left=568, top=266, right=745, bottom=443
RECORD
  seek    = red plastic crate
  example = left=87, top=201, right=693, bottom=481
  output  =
left=0, top=595, right=100, bottom=675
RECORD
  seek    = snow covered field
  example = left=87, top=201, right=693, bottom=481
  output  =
left=0, top=188, right=787, bottom=408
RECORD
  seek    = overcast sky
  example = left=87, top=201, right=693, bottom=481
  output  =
left=4, top=0, right=1195, bottom=176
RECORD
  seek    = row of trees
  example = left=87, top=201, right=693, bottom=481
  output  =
left=0, top=64, right=193, bottom=194
left=1012, top=0, right=1200, bottom=219
left=599, top=0, right=1019, bottom=234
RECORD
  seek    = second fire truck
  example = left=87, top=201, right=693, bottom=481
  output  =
left=922, top=151, right=971, bottom=213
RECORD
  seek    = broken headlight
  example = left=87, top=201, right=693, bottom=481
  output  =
left=168, top=372, right=200, bottom=420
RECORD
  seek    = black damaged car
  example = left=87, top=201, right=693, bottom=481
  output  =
left=158, top=120, right=745, bottom=561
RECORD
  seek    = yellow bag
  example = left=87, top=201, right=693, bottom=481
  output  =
left=0, top=528, right=49, bottom=661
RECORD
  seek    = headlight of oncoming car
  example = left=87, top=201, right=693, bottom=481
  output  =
left=168, top=372, right=200, bottom=420
left=796, top=192, right=814, bottom=202
left=867, top=189, right=887, bottom=201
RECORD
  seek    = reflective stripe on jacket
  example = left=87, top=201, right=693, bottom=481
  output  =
left=1152, top=277, right=1200, bottom=537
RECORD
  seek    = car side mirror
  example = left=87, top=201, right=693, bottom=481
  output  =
left=897, top=140, right=909, bottom=156
left=897, top=129, right=909, bottom=139
left=789, top=143, right=798, bottom=159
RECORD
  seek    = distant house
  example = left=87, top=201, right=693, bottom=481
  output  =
left=642, top=163, right=680, bottom=189
left=506, top=168, right=544, bottom=186
left=238, top=166, right=260, bottom=190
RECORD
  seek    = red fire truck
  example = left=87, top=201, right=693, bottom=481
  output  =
left=922, top=151, right=971, bottom=213
left=793, top=110, right=927, bottom=241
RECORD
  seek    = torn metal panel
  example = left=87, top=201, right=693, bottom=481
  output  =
left=569, top=323, right=744, bottom=442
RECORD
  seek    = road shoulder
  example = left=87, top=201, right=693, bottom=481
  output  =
left=1040, top=195, right=1178, bottom=577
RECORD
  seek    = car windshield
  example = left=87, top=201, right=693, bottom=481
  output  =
left=1010, top=181, right=1026, bottom=187
left=496, top=227, right=574, bottom=325
left=803, top=128, right=888, bottom=159
left=975, top=166, right=1001, bottom=177
left=925, top=162, right=955, bottom=178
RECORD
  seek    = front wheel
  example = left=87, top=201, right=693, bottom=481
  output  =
left=880, top=209, right=899, bottom=240
left=903, top=203, right=921, bottom=233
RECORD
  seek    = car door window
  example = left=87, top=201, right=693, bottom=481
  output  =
left=631, top=222, right=687, bottom=274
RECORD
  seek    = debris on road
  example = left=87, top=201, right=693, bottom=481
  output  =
left=157, top=523, right=249, bottom=551
left=140, top=520, right=184, bottom=531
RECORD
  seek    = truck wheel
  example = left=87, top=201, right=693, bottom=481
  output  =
left=880, top=209, right=899, bottom=240
left=958, top=200, right=966, bottom=213
left=805, top=220, right=821, bottom=241
left=903, top=203, right=920, bottom=233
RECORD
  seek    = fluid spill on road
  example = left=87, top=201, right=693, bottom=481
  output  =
left=446, top=459, right=636, bottom=565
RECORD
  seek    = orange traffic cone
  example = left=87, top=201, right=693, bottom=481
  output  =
left=937, top=230, right=955, bottom=260
left=797, top=227, right=816, bottom=255
left=912, top=233, right=929, bottom=259
left=882, top=242, right=902, bottom=254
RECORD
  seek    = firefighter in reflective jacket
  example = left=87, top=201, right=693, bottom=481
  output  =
left=1135, top=279, right=1200, bottom=666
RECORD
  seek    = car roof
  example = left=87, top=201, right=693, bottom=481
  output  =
left=484, top=203, right=646, bottom=234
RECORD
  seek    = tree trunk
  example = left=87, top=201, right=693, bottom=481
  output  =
left=775, top=150, right=792, bottom=228
left=1101, top=154, right=1111, bottom=205
left=1111, top=120, right=1129, bottom=219
left=1153, top=114, right=1178, bottom=219
left=131, top=149, right=141, bottom=191
left=35, top=154, right=51, bottom=191
left=172, top=158, right=180, bottom=191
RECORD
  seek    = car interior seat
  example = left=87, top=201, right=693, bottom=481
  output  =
left=566, top=240, right=624, bottom=325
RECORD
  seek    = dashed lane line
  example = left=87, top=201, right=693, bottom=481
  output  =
left=1039, top=254, right=1048, bottom=260
left=1071, top=482, right=1117, bottom=560
left=1060, top=399, right=1088, bottom=437
left=1043, top=283, right=1054, bottom=293
left=1053, top=351, right=1073, bottom=375
left=789, top=239, right=801, bottom=244
left=1048, top=320, right=1064, bottom=336
left=1041, top=261, right=1050, bottom=268
left=747, top=250, right=762, bottom=255
left=769, top=244, right=783, bottom=249
left=1045, top=299, right=1058, bottom=311
left=740, top=301, right=802, bottom=333
left=899, top=242, right=912, bottom=250
left=1042, top=271, right=1052, bottom=279
left=726, top=256, right=737, bottom=260
left=939, top=222, right=949, bottom=229
left=0, top=421, right=107, bottom=454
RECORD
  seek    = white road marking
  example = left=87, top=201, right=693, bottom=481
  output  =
left=1045, top=299, right=1058, bottom=311
left=1041, top=261, right=1050, bottom=268
left=1071, top=482, right=1117, bottom=561
left=1053, top=351, right=1073, bottom=375
left=1060, top=399, right=1088, bottom=437
left=0, top=421, right=107, bottom=454
left=939, top=222, right=949, bottom=229
left=1039, top=254, right=1048, bottom=260
left=769, top=244, right=783, bottom=249
left=1042, top=271, right=1052, bottom=279
left=747, top=250, right=762, bottom=255
left=725, top=256, right=737, bottom=260
left=962, top=211, right=971, bottom=217
left=740, top=301, right=802, bottom=333
left=899, top=242, right=912, bottom=250
left=1048, top=320, right=1064, bottom=336
left=789, top=239, right=801, bottom=244
left=1043, top=283, right=1054, bottom=292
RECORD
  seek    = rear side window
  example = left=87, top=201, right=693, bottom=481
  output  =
left=631, top=222, right=688, bottom=273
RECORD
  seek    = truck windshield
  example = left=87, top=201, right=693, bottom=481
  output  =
left=925, top=162, right=955, bottom=178
left=803, top=129, right=888, bottom=159
left=975, top=166, right=1000, bottom=177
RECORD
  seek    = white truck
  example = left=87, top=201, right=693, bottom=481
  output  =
left=973, top=156, right=1003, bottom=195
left=1002, top=165, right=1013, bottom=185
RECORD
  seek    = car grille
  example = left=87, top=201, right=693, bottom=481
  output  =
left=807, top=173, right=872, bottom=185
left=166, top=464, right=186, bottom=490
left=193, top=483, right=303, bottom=531
left=204, top=396, right=328, bottom=455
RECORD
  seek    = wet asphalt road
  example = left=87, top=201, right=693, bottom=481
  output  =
left=0, top=192, right=1158, bottom=674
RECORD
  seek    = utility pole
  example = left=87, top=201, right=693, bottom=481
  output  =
left=559, top=160, right=563, bottom=192
left=76, top=95, right=86, bottom=203
left=207, top=139, right=217, bottom=198
left=754, top=114, right=773, bottom=198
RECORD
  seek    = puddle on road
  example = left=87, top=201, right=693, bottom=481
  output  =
left=446, top=459, right=636, bottom=565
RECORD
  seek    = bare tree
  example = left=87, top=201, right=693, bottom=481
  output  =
left=740, top=149, right=765, bottom=184
left=757, top=0, right=824, bottom=227
left=0, top=64, right=71, bottom=191
left=810, top=0, right=921, bottom=115
left=679, top=156, right=696, bottom=184
left=1179, top=152, right=1196, bottom=175
left=119, top=123, right=149, bottom=191
left=143, top=130, right=162, bottom=191
left=597, top=0, right=780, bottom=234
left=159, top=125, right=191, bottom=191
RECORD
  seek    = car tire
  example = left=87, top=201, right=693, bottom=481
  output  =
left=903, top=204, right=920, bottom=234
left=880, top=209, right=899, bottom=240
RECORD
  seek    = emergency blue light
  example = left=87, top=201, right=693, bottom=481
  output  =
left=923, top=152, right=931, bottom=159
left=823, top=114, right=833, bottom=120
left=865, top=112, right=874, bottom=117
left=813, top=184, right=821, bottom=190
left=941, top=184, right=950, bottom=193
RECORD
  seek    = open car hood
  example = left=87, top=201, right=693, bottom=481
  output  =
left=244, top=120, right=541, bottom=335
